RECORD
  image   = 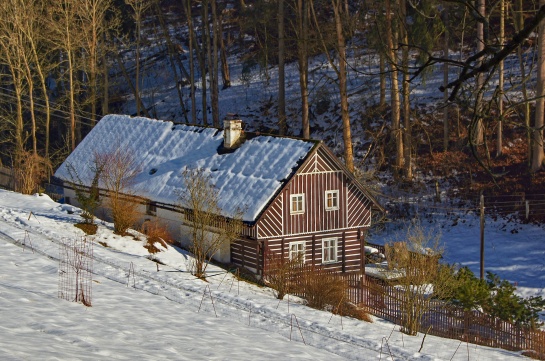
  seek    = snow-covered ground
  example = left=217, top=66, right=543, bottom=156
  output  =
left=0, top=190, right=538, bottom=360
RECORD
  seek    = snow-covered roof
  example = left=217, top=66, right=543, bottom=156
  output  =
left=55, top=115, right=316, bottom=222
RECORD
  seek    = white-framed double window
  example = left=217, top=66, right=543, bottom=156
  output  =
left=322, top=238, right=338, bottom=263
left=289, top=241, right=306, bottom=263
left=290, top=193, right=305, bottom=214
left=325, top=190, right=339, bottom=211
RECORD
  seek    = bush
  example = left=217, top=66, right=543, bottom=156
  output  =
left=451, top=268, right=545, bottom=329
left=97, top=149, right=141, bottom=236
left=298, top=267, right=348, bottom=311
left=264, top=252, right=301, bottom=299
left=109, top=197, right=140, bottom=236
left=14, top=150, right=52, bottom=195
left=140, top=219, right=172, bottom=253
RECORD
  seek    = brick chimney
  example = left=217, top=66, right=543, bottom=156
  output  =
left=223, top=119, right=243, bottom=149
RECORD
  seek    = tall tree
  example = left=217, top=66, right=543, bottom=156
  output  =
left=532, top=0, right=545, bottom=171
left=472, top=0, right=486, bottom=145
left=496, top=0, right=505, bottom=158
left=385, top=0, right=403, bottom=175
left=311, top=0, right=354, bottom=171
left=399, top=0, right=412, bottom=179
left=443, top=8, right=449, bottom=152
left=295, top=0, right=310, bottom=139
left=211, top=0, right=220, bottom=127
left=277, top=0, right=287, bottom=135
left=51, top=0, right=81, bottom=150
left=125, top=0, right=152, bottom=116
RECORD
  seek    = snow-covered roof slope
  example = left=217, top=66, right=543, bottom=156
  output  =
left=54, top=115, right=316, bottom=222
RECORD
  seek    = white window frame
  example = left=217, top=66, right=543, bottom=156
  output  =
left=289, top=241, right=306, bottom=263
left=322, top=238, right=338, bottom=264
left=290, top=193, right=305, bottom=214
left=325, top=190, right=339, bottom=211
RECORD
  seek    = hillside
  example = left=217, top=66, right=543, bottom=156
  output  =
left=0, top=190, right=534, bottom=360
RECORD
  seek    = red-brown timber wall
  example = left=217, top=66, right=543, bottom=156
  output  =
left=231, top=238, right=263, bottom=275
left=263, top=229, right=364, bottom=274
left=256, top=148, right=371, bottom=238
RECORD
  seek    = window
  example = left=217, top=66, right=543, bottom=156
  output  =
left=325, top=190, right=339, bottom=210
left=289, top=241, right=306, bottom=263
left=146, top=201, right=157, bottom=216
left=290, top=194, right=305, bottom=214
left=322, top=238, right=338, bottom=263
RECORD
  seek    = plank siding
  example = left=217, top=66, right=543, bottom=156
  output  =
left=347, top=182, right=372, bottom=227
left=264, top=229, right=363, bottom=273
left=231, top=238, right=262, bottom=274
left=249, top=144, right=379, bottom=276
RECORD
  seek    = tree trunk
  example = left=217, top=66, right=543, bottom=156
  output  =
left=135, top=12, right=141, bottom=116
left=496, top=0, right=504, bottom=158
left=400, top=0, right=411, bottom=179
left=379, top=52, right=386, bottom=107
left=102, top=37, right=109, bottom=117
left=211, top=0, right=220, bottom=127
left=201, top=0, right=209, bottom=125
left=443, top=10, right=449, bottom=152
left=333, top=0, right=354, bottom=172
left=185, top=0, right=197, bottom=123
left=513, top=0, right=531, bottom=165
left=385, top=0, right=402, bottom=175
left=532, top=0, right=545, bottom=171
left=473, top=0, right=485, bottom=145
left=278, top=0, right=286, bottom=135
left=219, top=14, right=231, bottom=89
left=298, top=0, right=310, bottom=139
left=154, top=0, right=189, bottom=122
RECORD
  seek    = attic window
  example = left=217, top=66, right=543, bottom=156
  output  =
left=290, top=194, right=305, bottom=214
left=149, top=168, right=158, bottom=175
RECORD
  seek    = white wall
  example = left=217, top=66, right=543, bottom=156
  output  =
left=62, top=187, right=231, bottom=264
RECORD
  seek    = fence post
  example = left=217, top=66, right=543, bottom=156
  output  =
left=526, top=200, right=530, bottom=220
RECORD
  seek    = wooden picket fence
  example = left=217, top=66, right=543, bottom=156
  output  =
left=284, top=265, right=545, bottom=358
left=361, top=277, right=545, bottom=355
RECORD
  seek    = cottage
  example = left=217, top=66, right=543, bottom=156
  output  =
left=54, top=115, right=382, bottom=277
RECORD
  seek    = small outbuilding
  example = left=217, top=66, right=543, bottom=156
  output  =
left=54, top=115, right=382, bottom=277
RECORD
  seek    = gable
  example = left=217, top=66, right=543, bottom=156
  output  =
left=255, top=144, right=381, bottom=238
left=54, top=115, right=314, bottom=222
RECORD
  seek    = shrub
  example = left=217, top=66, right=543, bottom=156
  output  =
left=450, top=268, right=545, bottom=329
left=14, top=150, right=52, bottom=195
left=140, top=219, right=172, bottom=253
left=298, top=267, right=348, bottom=311
left=65, top=158, right=104, bottom=224
left=264, top=252, right=301, bottom=299
left=108, top=197, right=140, bottom=236
left=97, top=149, right=141, bottom=236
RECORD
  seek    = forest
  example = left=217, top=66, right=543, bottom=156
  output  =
left=0, top=0, right=544, bottom=196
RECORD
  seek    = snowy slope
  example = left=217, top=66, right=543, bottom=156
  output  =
left=0, top=190, right=533, bottom=360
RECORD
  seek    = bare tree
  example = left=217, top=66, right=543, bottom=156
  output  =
left=311, top=0, right=354, bottom=171
left=98, top=149, right=141, bottom=235
left=78, top=0, right=117, bottom=125
left=385, top=0, right=403, bottom=175
left=179, top=168, right=243, bottom=280
left=278, top=0, right=287, bottom=135
left=293, top=0, right=310, bottom=139
left=125, top=0, right=152, bottom=116
left=532, top=0, right=545, bottom=171
left=383, top=222, right=458, bottom=335
left=50, top=0, right=82, bottom=150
